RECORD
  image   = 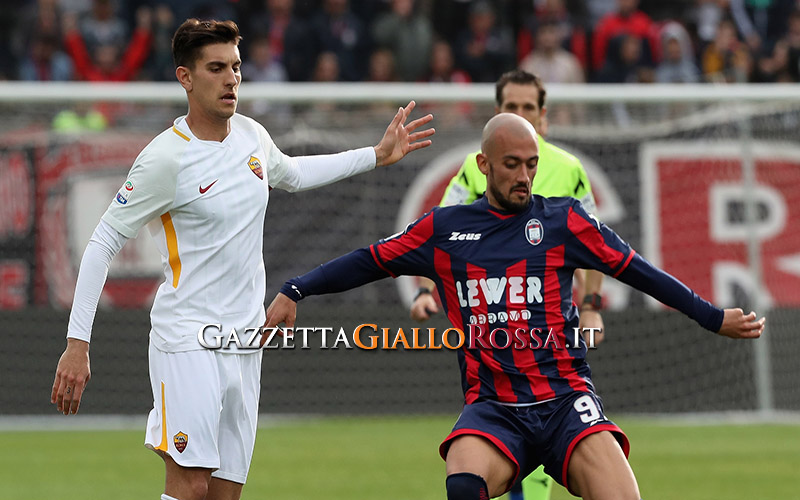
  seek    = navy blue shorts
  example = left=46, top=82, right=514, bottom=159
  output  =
left=439, top=392, right=629, bottom=495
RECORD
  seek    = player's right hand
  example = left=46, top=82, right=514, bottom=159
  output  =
left=52, top=338, right=91, bottom=415
left=410, top=293, right=439, bottom=322
left=717, top=308, right=765, bottom=339
left=261, top=293, right=296, bottom=347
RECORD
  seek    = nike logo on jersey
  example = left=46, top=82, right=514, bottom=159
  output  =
left=199, top=180, right=218, bottom=194
left=449, top=231, right=482, bottom=241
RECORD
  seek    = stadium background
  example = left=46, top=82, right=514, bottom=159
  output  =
left=1, top=88, right=799, bottom=417
left=1, top=0, right=800, bottom=498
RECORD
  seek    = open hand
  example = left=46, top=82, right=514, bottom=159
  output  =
left=374, top=101, right=434, bottom=167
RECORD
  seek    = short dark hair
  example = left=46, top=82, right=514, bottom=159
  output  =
left=172, top=19, right=242, bottom=69
left=495, top=70, right=546, bottom=110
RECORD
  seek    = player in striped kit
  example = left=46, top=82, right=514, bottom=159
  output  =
left=411, top=70, right=604, bottom=499
left=51, top=18, right=434, bottom=500
left=264, top=113, right=764, bottom=500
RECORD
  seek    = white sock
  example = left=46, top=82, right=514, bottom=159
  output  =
left=161, top=495, right=179, bottom=500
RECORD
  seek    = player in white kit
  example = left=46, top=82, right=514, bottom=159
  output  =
left=51, top=18, right=434, bottom=500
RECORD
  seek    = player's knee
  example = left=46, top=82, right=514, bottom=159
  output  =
left=446, top=472, right=489, bottom=500
left=179, top=474, right=210, bottom=500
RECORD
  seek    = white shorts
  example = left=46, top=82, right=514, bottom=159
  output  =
left=144, top=342, right=262, bottom=484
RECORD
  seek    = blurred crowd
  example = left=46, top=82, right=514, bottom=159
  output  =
left=2, top=0, right=800, bottom=86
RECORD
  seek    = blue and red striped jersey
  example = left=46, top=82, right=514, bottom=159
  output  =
left=283, top=196, right=723, bottom=406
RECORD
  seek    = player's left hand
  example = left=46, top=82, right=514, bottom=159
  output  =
left=374, top=101, right=434, bottom=167
left=52, top=338, right=91, bottom=415
left=717, top=308, right=765, bottom=339
left=261, top=293, right=296, bottom=347
left=579, top=309, right=604, bottom=345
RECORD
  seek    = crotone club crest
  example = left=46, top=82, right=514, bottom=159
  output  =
left=248, top=156, right=263, bottom=179
left=525, top=218, right=543, bottom=246
left=173, top=431, right=188, bottom=453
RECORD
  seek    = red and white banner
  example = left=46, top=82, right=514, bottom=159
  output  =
left=640, top=141, right=800, bottom=308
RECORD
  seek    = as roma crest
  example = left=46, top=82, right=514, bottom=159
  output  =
left=525, top=218, right=543, bottom=246
left=174, top=431, right=188, bottom=453
left=248, top=156, right=263, bottom=179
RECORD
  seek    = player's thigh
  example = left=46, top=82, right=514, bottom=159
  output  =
left=211, top=351, right=262, bottom=485
left=567, top=431, right=639, bottom=500
left=440, top=401, right=536, bottom=496
left=145, top=343, right=223, bottom=469
left=445, top=434, right=517, bottom=497
left=537, top=392, right=633, bottom=498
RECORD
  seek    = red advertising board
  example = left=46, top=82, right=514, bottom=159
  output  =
left=641, top=142, right=800, bottom=308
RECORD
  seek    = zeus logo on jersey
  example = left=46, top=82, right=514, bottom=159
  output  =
left=456, top=276, right=543, bottom=307
left=449, top=231, right=481, bottom=241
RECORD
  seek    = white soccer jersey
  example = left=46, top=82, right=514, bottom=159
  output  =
left=100, top=114, right=372, bottom=352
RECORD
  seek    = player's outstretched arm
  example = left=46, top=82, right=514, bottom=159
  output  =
left=52, top=338, right=91, bottom=415
left=717, top=308, right=765, bottom=339
left=260, top=293, right=296, bottom=346
left=374, top=101, right=435, bottom=167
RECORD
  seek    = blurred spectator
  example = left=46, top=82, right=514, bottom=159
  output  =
left=78, top=0, right=128, bottom=55
left=453, top=1, right=515, bottom=82
left=429, top=0, right=478, bottom=43
left=263, top=1, right=316, bottom=82
left=597, top=34, right=654, bottom=83
left=583, top=0, right=618, bottom=27
left=692, top=0, right=762, bottom=52
left=313, top=51, right=341, bottom=82
left=730, top=40, right=754, bottom=81
left=18, top=34, right=74, bottom=81
left=367, top=48, right=398, bottom=82
left=426, top=39, right=471, bottom=83
left=517, top=0, right=588, bottom=70
left=10, top=0, right=64, bottom=79
left=59, top=0, right=91, bottom=16
left=64, top=6, right=152, bottom=81
left=655, top=22, right=700, bottom=83
left=701, top=18, right=751, bottom=82
left=519, top=19, right=585, bottom=83
left=145, top=4, right=178, bottom=81
left=424, top=38, right=472, bottom=126
left=757, top=9, right=800, bottom=81
left=592, top=0, right=659, bottom=72
left=371, top=0, right=433, bottom=81
left=308, top=0, right=371, bottom=81
left=242, top=36, right=288, bottom=82
left=245, top=0, right=294, bottom=64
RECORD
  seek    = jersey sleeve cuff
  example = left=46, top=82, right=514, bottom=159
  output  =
left=101, top=212, right=137, bottom=239
left=355, top=146, right=377, bottom=172
left=66, top=331, right=91, bottom=343
left=279, top=281, right=304, bottom=302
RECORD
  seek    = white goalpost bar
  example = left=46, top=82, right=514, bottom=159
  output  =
left=3, top=82, right=800, bottom=103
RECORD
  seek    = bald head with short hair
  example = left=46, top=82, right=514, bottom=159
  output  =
left=480, top=113, right=539, bottom=158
